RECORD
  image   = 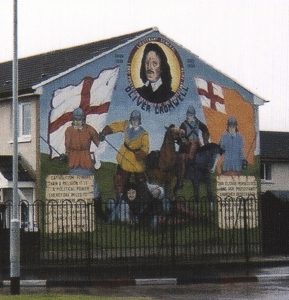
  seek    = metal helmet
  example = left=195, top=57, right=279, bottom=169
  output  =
left=72, top=107, right=85, bottom=122
left=186, top=105, right=196, bottom=116
left=129, top=110, right=141, bottom=124
left=227, top=116, right=238, bottom=127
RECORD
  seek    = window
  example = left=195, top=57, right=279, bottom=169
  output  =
left=4, top=188, right=35, bottom=230
left=19, top=102, right=31, bottom=138
left=21, top=202, right=29, bottom=229
left=10, top=102, right=32, bottom=142
left=261, top=162, right=272, bottom=181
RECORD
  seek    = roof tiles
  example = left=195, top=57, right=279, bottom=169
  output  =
left=0, top=28, right=154, bottom=97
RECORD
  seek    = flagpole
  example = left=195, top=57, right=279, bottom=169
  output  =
left=10, top=0, right=20, bottom=295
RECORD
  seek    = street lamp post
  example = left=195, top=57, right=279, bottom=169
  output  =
left=10, top=0, right=20, bottom=295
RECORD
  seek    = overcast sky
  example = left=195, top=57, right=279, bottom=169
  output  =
left=1, top=0, right=288, bottom=132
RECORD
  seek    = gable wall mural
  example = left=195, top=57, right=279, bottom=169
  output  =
left=38, top=31, right=259, bottom=229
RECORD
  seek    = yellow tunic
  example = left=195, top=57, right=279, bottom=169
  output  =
left=108, top=120, right=149, bottom=173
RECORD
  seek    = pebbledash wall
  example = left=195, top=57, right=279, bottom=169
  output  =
left=33, top=28, right=265, bottom=206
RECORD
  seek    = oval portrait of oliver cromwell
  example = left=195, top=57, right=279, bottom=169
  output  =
left=128, top=38, right=183, bottom=105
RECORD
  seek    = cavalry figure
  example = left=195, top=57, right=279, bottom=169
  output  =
left=146, top=124, right=184, bottom=200
left=177, top=105, right=210, bottom=190
left=186, top=143, right=223, bottom=206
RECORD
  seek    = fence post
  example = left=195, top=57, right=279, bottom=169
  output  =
left=86, top=203, right=92, bottom=279
left=87, top=203, right=91, bottom=262
left=243, top=197, right=249, bottom=262
left=170, top=198, right=176, bottom=267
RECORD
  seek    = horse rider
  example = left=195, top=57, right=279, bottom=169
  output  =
left=100, top=110, right=150, bottom=198
left=177, top=105, right=210, bottom=188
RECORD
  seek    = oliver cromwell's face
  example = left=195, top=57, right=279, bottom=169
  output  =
left=145, top=51, right=161, bottom=83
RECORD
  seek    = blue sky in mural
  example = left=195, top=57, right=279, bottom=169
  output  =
left=0, top=0, right=288, bottom=132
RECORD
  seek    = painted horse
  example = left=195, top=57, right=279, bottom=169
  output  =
left=146, top=124, right=184, bottom=199
left=186, top=143, right=223, bottom=204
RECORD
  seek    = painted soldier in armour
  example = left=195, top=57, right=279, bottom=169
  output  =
left=177, top=105, right=210, bottom=188
left=219, top=116, right=246, bottom=175
left=65, top=107, right=100, bottom=175
left=64, top=107, right=101, bottom=200
left=100, top=110, right=150, bottom=197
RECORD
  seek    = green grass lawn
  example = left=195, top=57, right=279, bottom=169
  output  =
left=0, top=295, right=151, bottom=300
left=39, top=153, right=261, bottom=251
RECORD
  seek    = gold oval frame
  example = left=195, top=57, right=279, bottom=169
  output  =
left=128, top=39, right=183, bottom=101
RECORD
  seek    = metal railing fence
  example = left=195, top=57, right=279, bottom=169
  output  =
left=0, top=195, right=263, bottom=268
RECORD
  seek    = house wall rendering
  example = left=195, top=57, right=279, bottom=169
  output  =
left=261, top=162, right=289, bottom=193
left=36, top=30, right=261, bottom=205
left=0, top=95, right=38, bottom=171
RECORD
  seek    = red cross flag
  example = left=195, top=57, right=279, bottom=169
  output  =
left=195, top=77, right=226, bottom=113
left=194, top=77, right=256, bottom=165
left=48, top=67, right=119, bottom=167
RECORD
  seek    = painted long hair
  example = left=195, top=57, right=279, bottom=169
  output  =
left=139, top=43, right=172, bottom=90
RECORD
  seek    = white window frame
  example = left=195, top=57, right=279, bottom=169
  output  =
left=18, top=102, right=32, bottom=142
left=261, top=162, right=272, bottom=182
left=10, top=102, right=32, bottom=143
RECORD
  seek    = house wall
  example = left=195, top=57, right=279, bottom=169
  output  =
left=0, top=95, right=38, bottom=171
left=261, top=162, right=289, bottom=192
left=39, top=32, right=259, bottom=163
left=37, top=31, right=261, bottom=201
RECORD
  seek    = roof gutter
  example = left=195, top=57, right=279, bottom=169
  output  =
left=261, top=157, right=289, bottom=162
left=0, top=90, right=40, bottom=102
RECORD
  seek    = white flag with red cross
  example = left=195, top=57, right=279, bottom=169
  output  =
left=194, top=77, right=256, bottom=165
left=48, top=67, right=119, bottom=168
left=195, top=77, right=226, bottom=113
